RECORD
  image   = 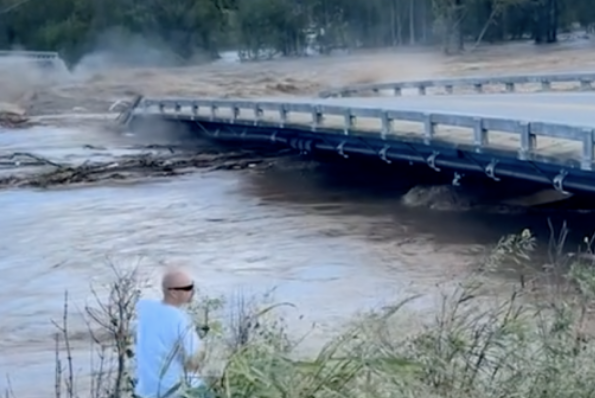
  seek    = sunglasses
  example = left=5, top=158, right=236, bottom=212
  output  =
left=168, top=283, right=194, bottom=291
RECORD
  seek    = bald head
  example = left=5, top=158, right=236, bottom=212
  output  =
left=162, top=267, right=193, bottom=289
left=161, top=267, right=195, bottom=305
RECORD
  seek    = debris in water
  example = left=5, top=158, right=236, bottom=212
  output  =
left=0, top=148, right=286, bottom=189
left=0, top=102, right=31, bottom=128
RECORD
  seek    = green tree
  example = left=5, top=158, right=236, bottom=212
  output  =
left=0, top=0, right=594, bottom=63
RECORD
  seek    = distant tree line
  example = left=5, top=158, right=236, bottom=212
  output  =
left=0, top=0, right=593, bottom=63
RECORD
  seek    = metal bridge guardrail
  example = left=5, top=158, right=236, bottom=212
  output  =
left=133, top=97, right=595, bottom=171
left=0, top=50, right=66, bottom=71
left=0, top=50, right=60, bottom=59
left=318, top=72, right=595, bottom=98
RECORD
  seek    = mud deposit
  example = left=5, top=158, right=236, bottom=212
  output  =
left=3, top=42, right=595, bottom=397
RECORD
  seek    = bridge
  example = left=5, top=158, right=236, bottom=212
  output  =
left=0, top=50, right=64, bottom=69
left=126, top=71, right=595, bottom=196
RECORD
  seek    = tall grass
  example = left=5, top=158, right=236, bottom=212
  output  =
left=194, top=225, right=595, bottom=398
left=17, top=225, right=595, bottom=398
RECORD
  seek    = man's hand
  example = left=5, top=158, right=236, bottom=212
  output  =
left=183, top=349, right=206, bottom=373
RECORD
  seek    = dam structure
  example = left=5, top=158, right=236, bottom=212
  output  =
left=127, top=71, right=595, bottom=195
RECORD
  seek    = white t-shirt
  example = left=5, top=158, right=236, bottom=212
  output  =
left=134, top=299, right=204, bottom=398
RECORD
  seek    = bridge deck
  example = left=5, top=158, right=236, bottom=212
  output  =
left=311, top=92, right=595, bottom=125
left=130, top=91, right=595, bottom=193
left=141, top=92, right=595, bottom=162
left=289, top=92, right=595, bottom=161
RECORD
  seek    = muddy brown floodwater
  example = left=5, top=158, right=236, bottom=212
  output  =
left=3, top=41, right=595, bottom=397
left=0, top=160, right=474, bottom=396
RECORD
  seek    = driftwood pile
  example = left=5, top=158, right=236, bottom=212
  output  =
left=0, top=149, right=288, bottom=188
left=0, top=94, right=292, bottom=188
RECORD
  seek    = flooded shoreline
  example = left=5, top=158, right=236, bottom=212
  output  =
left=0, top=155, right=595, bottom=397
left=3, top=136, right=595, bottom=396
left=0, top=170, right=448, bottom=396
left=4, top=44, right=595, bottom=397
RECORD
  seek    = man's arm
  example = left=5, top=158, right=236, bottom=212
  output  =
left=179, top=316, right=205, bottom=373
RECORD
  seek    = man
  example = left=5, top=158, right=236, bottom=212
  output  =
left=135, top=267, right=207, bottom=398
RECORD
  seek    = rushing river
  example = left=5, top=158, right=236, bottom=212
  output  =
left=2, top=125, right=595, bottom=397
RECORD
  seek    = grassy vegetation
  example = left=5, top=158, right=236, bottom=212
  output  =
left=21, top=225, right=595, bottom=398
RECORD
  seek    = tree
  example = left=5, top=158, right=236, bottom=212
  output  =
left=0, top=0, right=593, bottom=63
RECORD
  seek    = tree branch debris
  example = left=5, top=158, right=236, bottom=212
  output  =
left=0, top=147, right=291, bottom=188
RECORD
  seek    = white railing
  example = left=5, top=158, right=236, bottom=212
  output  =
left=318, top=72, right=595, bottom=98
left=133, top=97, right=595, bottom=171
